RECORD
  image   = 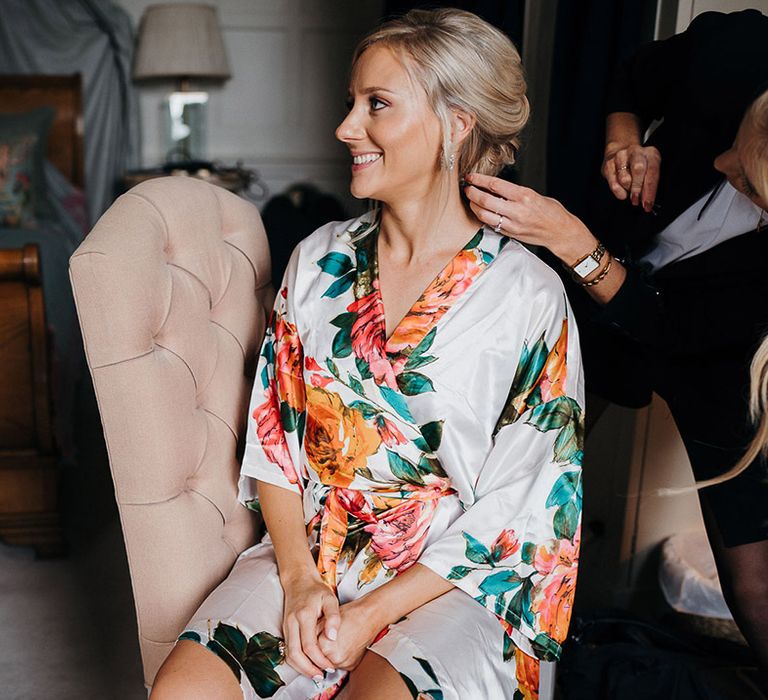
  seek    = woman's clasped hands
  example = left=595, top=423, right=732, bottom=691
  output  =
left=281, top=572, right=384, bottom=681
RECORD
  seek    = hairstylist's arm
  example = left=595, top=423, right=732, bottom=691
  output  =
left=463, top=174, right=626, bottom=304
left=603, top=111, right=661, bottom=211
left=258, top=481, right=341, bottom=679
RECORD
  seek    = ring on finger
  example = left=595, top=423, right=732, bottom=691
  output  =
left=617, top=165, right=629, bottom=172
left=494, top=213, right=504, bottom=233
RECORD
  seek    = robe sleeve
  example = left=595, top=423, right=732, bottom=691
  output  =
left=418, top=290, right=585, bottom=662
left=239, top=250, right=308, bottom=508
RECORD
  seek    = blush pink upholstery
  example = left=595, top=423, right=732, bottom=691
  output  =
left=69, top=177, right=273, bottom=688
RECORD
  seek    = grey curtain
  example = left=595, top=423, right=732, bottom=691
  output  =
left=0, top=0, right=140, bottom=224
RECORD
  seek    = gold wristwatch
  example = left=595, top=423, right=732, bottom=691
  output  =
left=570, top=242, right=606, bottom=279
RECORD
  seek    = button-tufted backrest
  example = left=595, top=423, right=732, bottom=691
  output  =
left=69, top=177, right=274, bottom=688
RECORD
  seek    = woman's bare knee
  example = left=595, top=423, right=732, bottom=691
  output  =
left=337, top=651, right=411, bottom=700
left=150, top=640, right=243, bottom=700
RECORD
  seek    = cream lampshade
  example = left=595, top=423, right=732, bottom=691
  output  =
left=133, top=3, right=231, bottom=164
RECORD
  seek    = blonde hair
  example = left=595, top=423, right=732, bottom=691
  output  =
left=351, top=8, right=530, bottom=176
left=740, top=88, right=768, bottom=204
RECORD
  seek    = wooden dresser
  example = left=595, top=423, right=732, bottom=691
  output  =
left=0, top=244, right=63, bottom=556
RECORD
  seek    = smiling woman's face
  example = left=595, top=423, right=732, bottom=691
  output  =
left=335, top=45, right=444, bottom=204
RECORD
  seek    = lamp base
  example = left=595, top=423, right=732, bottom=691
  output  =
left=162, top=91, right=209, bottom=163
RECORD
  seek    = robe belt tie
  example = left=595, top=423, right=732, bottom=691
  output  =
left=314, top=482, right=455, bottom=590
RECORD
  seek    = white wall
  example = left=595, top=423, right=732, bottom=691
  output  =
left=117, top=0, right=384, bottom=212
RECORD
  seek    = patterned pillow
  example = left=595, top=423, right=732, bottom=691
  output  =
left=0, top=107, right=54, bottom=228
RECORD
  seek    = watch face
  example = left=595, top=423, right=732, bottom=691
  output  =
left=573, top=255, right=600, bottom=278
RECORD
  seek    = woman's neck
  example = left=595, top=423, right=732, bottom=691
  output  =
left=379, top=183, right=481, bottom=263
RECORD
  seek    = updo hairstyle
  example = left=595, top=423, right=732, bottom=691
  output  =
left=351, top=8, right=530, bottom=177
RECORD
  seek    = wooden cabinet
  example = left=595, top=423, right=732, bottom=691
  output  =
left=0, top=245, right=63, bottom=557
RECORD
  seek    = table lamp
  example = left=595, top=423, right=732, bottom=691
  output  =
left=133, top=3, right=231, bottom=168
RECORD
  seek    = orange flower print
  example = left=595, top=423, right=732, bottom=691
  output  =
left=530, top=532, right=580, bottom=643
left=304, top=386, right=381, bottom=487
left=387, top=249, right=484, bottom=354
left=374, top=414, right=407, bottom=447
left=365, top=498, right=438, bottom=572
left=275, top=315, right=306, bottom=413
left=348, top=289, right=397, bottom=388
left=253, top=380, right=300, bottom=487
left=490, top=529, right=520, bottom=562
left=514, top=647, right=540, bottom=700
left=538, top=319, right=568, bottom=404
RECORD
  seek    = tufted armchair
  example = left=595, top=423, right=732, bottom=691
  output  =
left=69, top=177, right=274, bottom=688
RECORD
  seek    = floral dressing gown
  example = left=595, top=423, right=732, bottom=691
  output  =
left=180, top=213, right=585, bottom=700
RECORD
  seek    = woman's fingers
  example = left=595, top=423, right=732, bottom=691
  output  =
left=284, top=616, right=324, bottom=679
left=296, top=610, right=336, bottom=673
left=321, top=596, right=341, bottom=642
left=614, top=149, right=632, bottom=193
left=603, top=156, right=627, bottom=200
left=640, top=147, right=661, bottom=212
left=628, top=151, right=647, bottom=206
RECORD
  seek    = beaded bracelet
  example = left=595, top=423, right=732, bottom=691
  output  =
left=579, top=254, right=613, bottom=287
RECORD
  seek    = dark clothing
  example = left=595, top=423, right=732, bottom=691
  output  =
left=578, top=10, right=768, bottom=545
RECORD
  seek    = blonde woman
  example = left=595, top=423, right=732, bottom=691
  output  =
left=464, top=10, right=768, bottom=689
left=151, top=9, right=583, bottom=700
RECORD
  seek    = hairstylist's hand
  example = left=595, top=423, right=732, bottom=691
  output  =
left=463, top=173, right=598, bottom=266
left=317, top=598, right=386, bottom=672
left=281, top=573, right=341, bottom=680
left=602, top=141, right=661, bottom=212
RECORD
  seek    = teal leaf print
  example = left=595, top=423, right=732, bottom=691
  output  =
left=413, top=435, right=431, bottom=453
left=348, top=400, right=380, bottom=419
left=463, top=229, right=484, bottom=250
left=386, top=450, right=424, bottom=485
left=478, top=569, right=523, bottom=596
left=379, top=385, right=414, bottom=421
left=317, top=251, right=353, bottom=277
left=330, top=311, right=356, bottom=330
left=462, top=531, right=493, bottom=565
left=404, top=353, right=437, bottom=370
left=331, top=312, right=355, bottom=357
left=348, top=373, right=365, bottom=395
left=322, top=270, right=355, bottom=298
left=417, top=454, right=447, bottom=477
left=521, top=541, right=535, bottom=565
left=553, top=412, right=585, bottom=466
left=447, top=565, right=474, bottom=580
left=526, top=395, right=575, bottom=431
left=397, top=371, right=435, bottom=396
left=399, top=673, right=419, bottom=699
left=419, top=420, right=444, bottom=452
left=513, top=334, right=548, bottom=398
left=296, top=411, right=306, bottom=447
left=481, top=250, right=494, bottom=265
left=531, top=633, right=561, bottom=662
left=503, top=632, right=516, bottom=662
left=546, top=471, right=581, bottom=508
left=514, top=692, right=525, bottom=699
left=410, top=327, right=436, bottom=356
left=507, top=576, right=535, bottom=629
left=325, top=358, right=340, bottom=378
left=415, top=658, right=440, bottom=686
left=553, top=500, right=579, bottom=541
left=179, top=630, right=201, bottom=643
left=355, top=356, right=373, bottom=379
left=280, top=401, right=297, bottom=432
left=208, top=624, right=286, bottom=698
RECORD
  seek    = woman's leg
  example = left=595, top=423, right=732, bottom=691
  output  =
left=337, top=652, right=411, bottom=700
left=699, top=501, right=768, bottom=692
left=150, top=640, right=243, bottom=699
